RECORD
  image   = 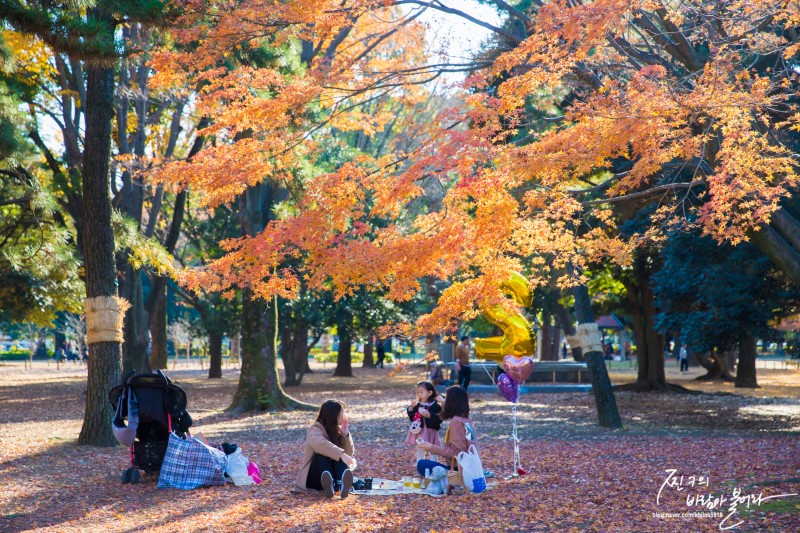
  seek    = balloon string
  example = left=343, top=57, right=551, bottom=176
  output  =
left=478, top=363, right=523, bottom=474
left=512, top=399, right=521, bottom=474
left=479, top=363, right=499, bottom=387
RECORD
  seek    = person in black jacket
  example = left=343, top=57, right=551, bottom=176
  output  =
left=375, top=339, right=386, bottom=368
left=404, top=381, right=443, bottom=461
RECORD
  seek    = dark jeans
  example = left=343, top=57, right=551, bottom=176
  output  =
left=680, top=359, right=689, bottom=371
left=458, top=365, right=472, bottom=391
left=376, top=353, right=385, bottom=368
left=417, top=458, right=453, bottom=477
left=306, top=453, right=348, bottom=490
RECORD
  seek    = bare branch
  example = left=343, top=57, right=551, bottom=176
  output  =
left=582, top=181, right=700, bottom=206
left=491, top=0, right=531, bottom=26
left=393, top=0, right=523, bottom=44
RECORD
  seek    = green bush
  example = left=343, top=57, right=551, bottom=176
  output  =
left=313, top=351, right=394, bottom=365
left=314, top=351, right=338, bottom=364
left=1, top=351, right=32, bottom=361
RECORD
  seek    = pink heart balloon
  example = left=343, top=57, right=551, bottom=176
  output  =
left=503, top=355, right=534, bottom=383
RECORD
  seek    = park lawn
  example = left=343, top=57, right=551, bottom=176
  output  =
left=1, top=361, right=798, bottom=532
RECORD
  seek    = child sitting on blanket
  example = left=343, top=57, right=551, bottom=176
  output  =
left=405, top=380, right=443, bottom=461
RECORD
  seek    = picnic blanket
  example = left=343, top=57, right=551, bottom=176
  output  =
left=351, top=478, right=494, bottom=497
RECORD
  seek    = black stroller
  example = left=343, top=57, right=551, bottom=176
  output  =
left=109, top=370, right=192, bottom=484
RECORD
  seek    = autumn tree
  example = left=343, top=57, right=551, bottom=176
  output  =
left=145, top=1, right=800, bottom=432
left=1, top=0, right=177, bottom=445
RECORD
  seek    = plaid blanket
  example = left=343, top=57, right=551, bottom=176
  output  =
left=158, top=432, right=227, bottom=490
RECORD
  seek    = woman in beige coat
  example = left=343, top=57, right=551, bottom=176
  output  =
left=294, top=400, right=356, bottom=499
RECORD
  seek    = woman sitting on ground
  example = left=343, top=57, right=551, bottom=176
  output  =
left=416, top=385, right=476, bottom=477
left=295, top=399, right=356, bottom=499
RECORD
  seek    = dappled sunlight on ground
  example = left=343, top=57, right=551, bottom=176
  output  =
left=1, top=360, right=799, bottom=531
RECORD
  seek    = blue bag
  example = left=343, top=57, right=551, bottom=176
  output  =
left=158, top=432, right=227, bottom=490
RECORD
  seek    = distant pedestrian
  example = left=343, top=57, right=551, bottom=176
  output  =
left=679, top=343, right=689, bottom=372
left=375, top=339, right=386, bottom=368
left=455, top=336, right=472, bottom=392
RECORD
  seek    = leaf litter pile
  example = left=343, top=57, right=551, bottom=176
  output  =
left=1, top=362, right=799, bottom=532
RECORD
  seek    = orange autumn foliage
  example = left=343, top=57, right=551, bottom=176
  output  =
left=151, top=0, right=800, bottom=334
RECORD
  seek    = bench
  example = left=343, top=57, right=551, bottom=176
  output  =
left=438, top=361, right=591, bottom=393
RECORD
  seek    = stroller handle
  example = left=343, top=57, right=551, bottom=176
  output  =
left=123, top=369, right=136, bottom=385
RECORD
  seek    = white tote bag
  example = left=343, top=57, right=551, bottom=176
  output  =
left=457, top=444, right=487, bottom=493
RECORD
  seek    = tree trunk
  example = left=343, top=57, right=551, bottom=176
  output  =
left=622, top=276, right=667, bottom=390
left=541, top=309, right=554, bottom=361
left=230, top=290, right=271, bottom=411
left=539, top=314, right=561, bottom=361
left=362, top=336, right=374, bottom=368
left=334, top=302, right=354, bottom=377
left=208, top=332, right=222, bottom=378
left=735, top=334, right=759, bottom=388
left=230, top=331, right=240, bottom=367
left=554, top=299, right=583, bottom=361
left=540, top=290, right=561, bottom=361
left=749, top=220, right=800, bottom=286
left=572, top=283, right=622, bottom=429
left=695, top=349, right=735, bottom=381
left=229, top=182, right=313, bottom=412
left=614, top=251, right=696, bottom=394
left=290, top=321, right=310, bottom=385
left=78, top=57, right=122, bottom=447
left=280, top=319, right=299, bottom=386
left=121, top=268, right=149, bottom=375
left=149, top=285, right=168, bottom=369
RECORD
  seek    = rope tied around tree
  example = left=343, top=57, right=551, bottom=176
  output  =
left=566, top=323, right=604, bottom=355
left=85, top=296, right=131, bottom=344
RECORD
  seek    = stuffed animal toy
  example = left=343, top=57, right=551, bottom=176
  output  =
left=409, top=412, right=423, bottom=434
left=424, top=466, right=449, bottom=496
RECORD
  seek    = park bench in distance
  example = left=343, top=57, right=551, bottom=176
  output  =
left=439, top=361, right=591, bottom=393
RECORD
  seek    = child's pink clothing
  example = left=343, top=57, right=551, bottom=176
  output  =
left=404, top=401, right=442, bottom=446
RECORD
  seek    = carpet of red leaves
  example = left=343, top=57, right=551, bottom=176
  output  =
left=1, top=361, right=799, bottom=532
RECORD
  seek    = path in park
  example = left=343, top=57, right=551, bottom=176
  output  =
left=1, top=362, right=798, bottom=532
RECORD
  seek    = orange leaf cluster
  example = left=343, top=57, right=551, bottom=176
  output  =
left=153, top=0, right=800, bottom=335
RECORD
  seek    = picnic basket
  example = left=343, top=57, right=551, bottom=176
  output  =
left=447, top=457, right=463, bottom=488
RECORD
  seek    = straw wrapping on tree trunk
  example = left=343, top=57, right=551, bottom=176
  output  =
left=85, top=296, right=131, bottom=344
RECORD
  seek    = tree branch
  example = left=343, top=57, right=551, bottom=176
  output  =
left=28, top=130, right=66, bottom=180
left=393, top=0, right=523, bottom=44
left=653, top=6, right=703, bottom=71
left=634, top=10, right=702, bottom=72
left=491, top=0, right=531, bottom=26
left=582, top=181, right=699, bottom=206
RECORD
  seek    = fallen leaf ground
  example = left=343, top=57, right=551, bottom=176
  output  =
left=1, top=360, right=799, bottom=532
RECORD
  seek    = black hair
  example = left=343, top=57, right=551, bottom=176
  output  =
left=440, top=385, right=469, bottom=420
left=460, top=336, right=469, bottom=342
left=316, top=399, right=345, bottom=446
left=415, top=380, right=436, bottom=402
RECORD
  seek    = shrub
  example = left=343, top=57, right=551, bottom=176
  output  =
left=313, top=351, right=394, bottom=364
left=0, top=351, right=32, bottom=361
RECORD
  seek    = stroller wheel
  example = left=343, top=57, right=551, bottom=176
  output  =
left=121, top=468, right=132, bottom=484
left=130, top=469, right=141, bottom=484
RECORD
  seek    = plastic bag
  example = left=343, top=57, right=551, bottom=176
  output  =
left=457, top=444, right=487, bottom=493
left=225, top=448, right=255, bottom=486
left=247, top=462, right=262, bottom=484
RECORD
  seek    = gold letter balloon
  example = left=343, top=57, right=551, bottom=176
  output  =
left=474, top=272, right=536, bottom=363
